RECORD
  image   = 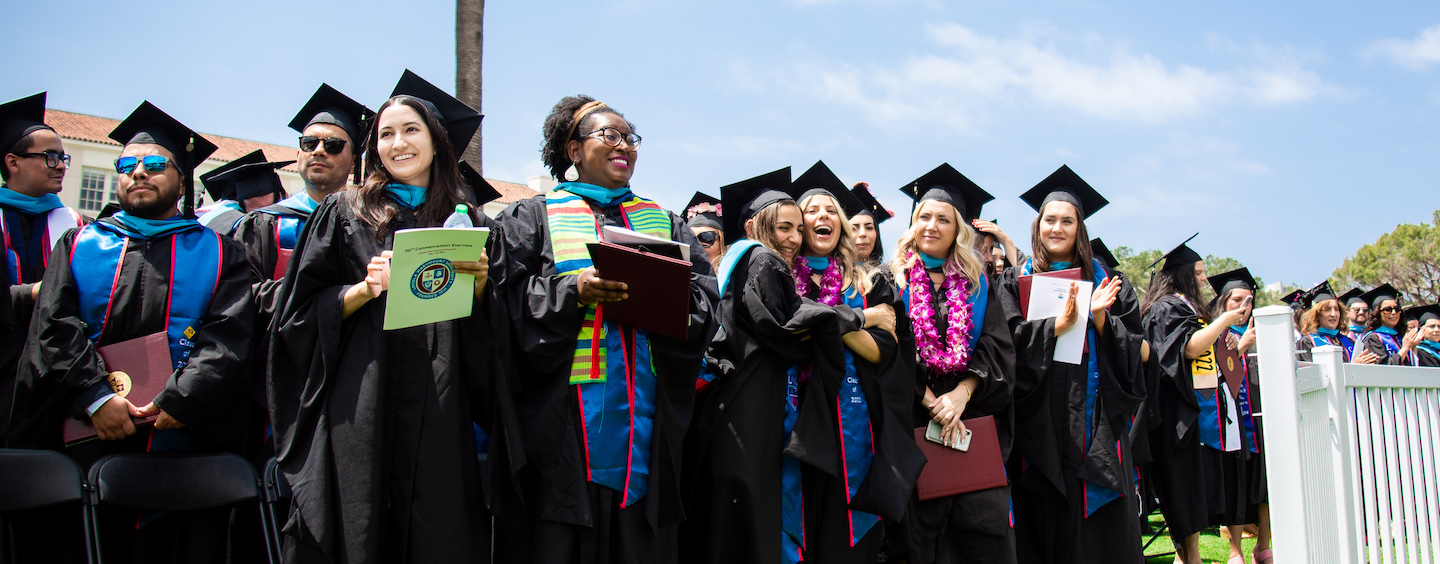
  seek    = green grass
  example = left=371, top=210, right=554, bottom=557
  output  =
left=1142, top=513, right=1259, bottom=564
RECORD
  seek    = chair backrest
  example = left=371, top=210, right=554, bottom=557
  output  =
left=0, top=448, right=85, bottom=511
left=262, top=458, right=292, bottom=503
left=88, top=453, right=259, bottom=513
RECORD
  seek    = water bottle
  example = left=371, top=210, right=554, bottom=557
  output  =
left=443, top=204, right=473, bottom=228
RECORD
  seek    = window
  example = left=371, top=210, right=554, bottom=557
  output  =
left=79, top=167, right=108, bottom=212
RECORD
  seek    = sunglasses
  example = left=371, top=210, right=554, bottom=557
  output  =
left=14, top=150, right=70, bottom=169
left=695, top=230, right=719, bottom=247
left=114, top=155, right=173, bottom=174
left=1379, top=306, right=1402, bottom=314
left=299, top=136, right=347, bottom=155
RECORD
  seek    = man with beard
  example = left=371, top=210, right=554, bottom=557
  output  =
left=4, top=101, right=255, bottom=564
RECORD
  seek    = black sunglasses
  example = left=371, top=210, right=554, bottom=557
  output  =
left=695, top=231, right=719, bottom=247
left=1379, top=306, right=1402, bottom=314
left=299, top=136, right=347, bottom=155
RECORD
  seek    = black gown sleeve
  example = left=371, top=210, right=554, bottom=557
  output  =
left=496, top=197, right=583, bottom=376
left=1141, top=298, right=1203, bottom=443
left=965, top=273, right=1017, bottom=417
left=232, top=211, right=285, bottom=316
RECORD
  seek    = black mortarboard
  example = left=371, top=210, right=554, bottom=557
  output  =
left=794, top=161, right=864, bottom=216
left=900, top=163, right=994, bottom=223
left=200, top=150, right=294, bottom=201
left=389, top=70, right=483, bottom=159
left=1090, top=238, right=1120, bottom=270
left=1207, top=267, right=1257, bottom=297
left=290, top=83, right=373, bottom=148
left=848, top=182, right=894, bottom=225
left=1147, top=232, right=1202, bottom=271
left=1360, top=283, right=1403, bottom=311
left=684, top=192, right=722, bottom=230
left=1281, top=289, right=1304, bottom=308
left=720, top=167, right=793, bottom=243
left=1339, top=287, right=1366, bottom=308
left=0, top=92, right=52, bottom=153
left=1303, top=281, right=1337, bottom=310
left=1020, top=164, right=1109, bottom=220
left=1407, top=304, right=1440, bottom=325
left=108, top=101, right=219, bottom=219
left=458, top=160, right=502, bottom=206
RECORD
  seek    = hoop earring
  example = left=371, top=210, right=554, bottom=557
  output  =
left=564, top=164, right=580, bottom=182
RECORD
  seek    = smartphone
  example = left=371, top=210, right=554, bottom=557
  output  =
left=1242, top=295, right=1254, bottom=308
left=925, top=420, right=973, bottom=452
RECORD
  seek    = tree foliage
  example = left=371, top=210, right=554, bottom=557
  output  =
left=1332, top=211, right=1440, bottom=306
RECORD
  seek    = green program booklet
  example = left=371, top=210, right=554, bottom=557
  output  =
left=383, top=226, right=490, bottom=330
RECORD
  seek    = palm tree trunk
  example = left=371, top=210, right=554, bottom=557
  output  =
left=455, top=0, right=484, bottom=172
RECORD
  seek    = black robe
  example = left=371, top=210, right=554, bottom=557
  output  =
left=998, top=265, right=1146, bottom=564
left=1361, top=330, right=1416, bottom=365
left=268, top=191, right=517, bottom=564
left=887, top=268, right=1017, bottom=564
left=1417, top=346, right=1440, bottom=367
left=496, top=194, right=719, bottom=564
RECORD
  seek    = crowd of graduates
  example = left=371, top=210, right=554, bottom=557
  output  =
left=1, top=76, right=1438, bottom=564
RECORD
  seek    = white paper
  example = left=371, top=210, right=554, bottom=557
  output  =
left=602, top=225, right=690, bottom=262
left=1026, top=276, right=1094, bottom=365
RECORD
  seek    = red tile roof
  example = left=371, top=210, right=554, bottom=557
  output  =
left=43, top=108, right=540, bottom=203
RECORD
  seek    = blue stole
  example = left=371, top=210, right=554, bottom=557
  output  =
left=1310, top=328, right=1355, bottom=362
left=557, top=181, right=633, bottom=207
left=1195, top=328, right=1259, bottom=454
left=1370, top=327, right=1416, bottom=365
left=384, top=183, right=427, bottom=209
left=0, top=188, right=68, bottom=283
left=1418, top=341, right=1440, bottom=362
left=781, top=362, right=805, bottom=564
left=832, top=286, right=879, bottom=546
left=697, top=240, right=765, bottom=389
left=197, top=200, right=243, bottom=231
left=260, top=192, right=319, bottom=251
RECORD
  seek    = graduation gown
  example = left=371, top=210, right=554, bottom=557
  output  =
left=679, top=243, right=844, bottom=564
left=497, top=193, right=719, bottom=564
left=888, top=268, right=1017, bottom=564
left=999, top=263, right=1146, bottom=564
left=1415, top=344, right=1440, bottom=367
left=268, top=191, right=516, bottom=564
left=1361, top=329, right=1418, bottom=366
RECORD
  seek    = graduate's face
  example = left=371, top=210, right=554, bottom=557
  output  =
left=914, top=200, right=959, bottom=258
left=1378, top=299, right=1401, bottom=328
left=801, top=195, right=843, bottom=257
left=690, top=225, right=725, bottom=263
left=1038, top=201, right=1080, bottom=260
left=567, top=112, right=637, bottom=190
left=769, top=204, right=803, bottom=261
left=116, top=143, right=182, bottom=219
left=1192, top=262, right=1206, bottom=288
left=298, top=122, right=355, bottom=193
left=1348, top=302, right=1369, bottom=325
left=1318, top=300, right=1342, bottom=331
left=850, top=214, right=877, bottom=260
left=376, top=104, right=434, bottom=188
left=1224, top=289, right=1254, bottom=322
left=4, top=129, right=67, bottom=195
left=1423, top=319, right=1440, bottom=342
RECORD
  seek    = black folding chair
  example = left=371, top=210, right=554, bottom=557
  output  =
left=259, top=458, right=292, bottom=564
left=85, top=453, right=273, bottom=564
left=0, top=449, right=93, bottom=564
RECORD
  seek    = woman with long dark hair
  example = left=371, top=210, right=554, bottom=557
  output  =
left=999, top=165, right=1145, bottom=564
left=847, top=181, right=893, bottom=269
left=269, top=70, right=512, bottom=563
left=1358, top=283, right=1421, bottom=365
left=498, top=95, right=719, bottom=564
left=885, top=164, right=1016, bottom=563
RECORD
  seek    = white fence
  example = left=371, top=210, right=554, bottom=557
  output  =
left=1254, top=305, right=1440, bottom=563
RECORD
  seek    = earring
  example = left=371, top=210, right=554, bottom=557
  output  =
left=564, top=164, right=580, bottom=182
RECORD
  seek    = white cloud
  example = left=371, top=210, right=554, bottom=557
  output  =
left=1367, top=24, right=1440, bottom=69
left=742, top=23, right=1330, bottom=128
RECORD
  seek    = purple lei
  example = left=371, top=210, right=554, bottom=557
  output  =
left=906, top=252, right=974, bottom=374
left=792, top=256, right=846, bottom=384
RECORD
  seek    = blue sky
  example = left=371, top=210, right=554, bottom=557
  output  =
left=6, top=0, right=1439, bottom=287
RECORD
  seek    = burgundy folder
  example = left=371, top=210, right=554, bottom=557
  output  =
left=1215, top=335, right=1245, bottom=399
left=913, top=415, right=1008, bottom=501
left=61, top=332, right=172, bottom=445
left=1016, top=267, right=1083, bottom=318
left=586, top=242, right=692, bottom=340
left=272, top=248, right=292, bottom=281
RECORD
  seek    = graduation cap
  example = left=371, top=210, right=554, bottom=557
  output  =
left=0, top=92, right=53, bottom=152
left=458, top=160, right=502, bottom=206
left=684, top=191, right=722, bottom=230
left=200, top=150, right=293, bottom=202
left=900, top=163, right=994, bottom=223
left=389, top=70, right=483, bottom=159
left=1359, top=283, right=1403, bottom=311
left=847, top=182, right=894, bottom=225
left=1207, top=267, right=1257, bottom=297
left=1020, top=164, right=1109, bottom=220
left=108, top=101, right=219, bottom=219
left=1339, top=287, right=1366, bottom=309
left=290, top=83, right=374, bottom=185
left=1090, top=238, right=1119, bottom=270
left=794, top=161, right=864, bottom=216
left=719, top=166, right=793, bottom=243
left=1406, top=304, right=1440, bottom=326
left=1146, top=233, right=1201, bottom=272
left=1302, top=281, right=1337, bottom=310
left=1281, top=289, right=1304, bottom=309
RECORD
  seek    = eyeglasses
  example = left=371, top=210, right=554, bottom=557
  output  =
left=695, top=230, right=719, bottom=247
left=1379, top=306, right=1402, bottom=314
left=299, top=136, right=348, bottom=155
left=1349, top=306, right=1369, bottom=313
left=115, top=155, right=174, bottom=174
left=580, top=127, right=641, bottom=149
left=13, top=150, right=70, bottom=169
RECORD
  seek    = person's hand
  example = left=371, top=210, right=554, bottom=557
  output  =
left=929, top=385, right=972, bottom=447
left=1216, top=305, right=1248, bottom=328
left=577, top=267, right=628, bottom=305
left=1237, top=318, right=1257, bottom=353
left=453, top=247, right=490, bottom=298
left=362, top=251, right=393, bottom=298
left=863, top=303, right=897, bottom=339
left=970, top=219, right=1012, bottom=245
left=137, top=402, right=185, bottom=430
left=1401, top=326, right=1422, bottom=352
left=1054, top=282, right=1080, bottom=335
left=30, top=281, right=41, bottom=300
left=1352, top=350, right=1381, bottom=364
left=91, top=395, right=142, bottom=441
left=1090, top=276, right=1121, bottom=319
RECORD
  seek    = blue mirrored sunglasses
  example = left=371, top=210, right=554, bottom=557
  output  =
left=114, top=155, right=173, bottom=174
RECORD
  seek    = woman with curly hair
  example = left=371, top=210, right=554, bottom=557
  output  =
left=497, top=95, right=720, bottom=563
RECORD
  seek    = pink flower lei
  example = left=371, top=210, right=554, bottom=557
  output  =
left=792, top=256, right=846, bottom=384
left=906, top=251, right=975, bottom=374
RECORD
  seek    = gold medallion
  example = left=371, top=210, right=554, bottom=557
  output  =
left=107, top=371, right=132, bottom=398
